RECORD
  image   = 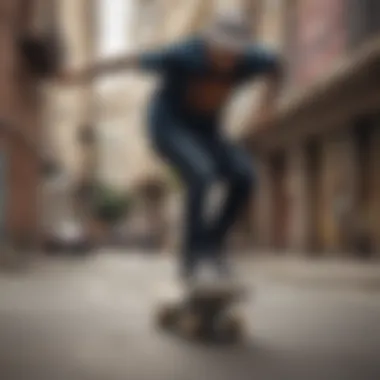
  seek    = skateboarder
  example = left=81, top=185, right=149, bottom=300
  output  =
left=60, top=12, right=283, bottom=284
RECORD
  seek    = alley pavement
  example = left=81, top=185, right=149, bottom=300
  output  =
left=0, top=251, right=380, bottom=380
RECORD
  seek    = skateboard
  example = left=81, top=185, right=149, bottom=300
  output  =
left=155, top=282, right=247, bottom=343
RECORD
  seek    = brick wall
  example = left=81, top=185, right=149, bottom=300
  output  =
left=0, top=0, right=42, bottom=248
left=293, top=0, right=347, bottom=87
left=254, top=158, right=273, bottom=248
left=249, top=1, right=380, bottom=257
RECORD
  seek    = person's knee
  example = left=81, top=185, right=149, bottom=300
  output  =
left=230, top=164, right=256, bottom=193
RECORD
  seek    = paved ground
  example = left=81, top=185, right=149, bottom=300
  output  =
left=0, top=251, right=380, bottom=380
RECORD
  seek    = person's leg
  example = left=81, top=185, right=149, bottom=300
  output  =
left=150, top=117, right=217, bottom=281
left=208, top=140, right=255, bottom=274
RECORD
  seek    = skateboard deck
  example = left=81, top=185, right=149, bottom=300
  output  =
left=155, top=281, right=247, bottom=343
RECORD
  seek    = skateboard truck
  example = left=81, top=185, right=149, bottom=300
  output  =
left=156, top=284, right=247, bottom=343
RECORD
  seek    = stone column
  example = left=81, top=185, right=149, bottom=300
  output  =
left=320, top=131, right=358, bottom=255
left=254, top=155, right=273, bottom=249
left=370, top=119, right=380, bottom=255
left=334, top=131, right=359, bottom=255
left=287, top=145, right=308, bottom=252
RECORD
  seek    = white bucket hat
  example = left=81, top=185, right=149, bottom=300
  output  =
left=203, top=10, right=252, bottom=52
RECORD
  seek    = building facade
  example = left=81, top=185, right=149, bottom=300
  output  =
left=41, top=0, right=96, bottom=242
left=0, top=0, right=47, bottom=251
left=247, top=0, right=380, bottom=257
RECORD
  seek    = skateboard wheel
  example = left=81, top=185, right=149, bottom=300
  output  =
left=218, top=314, right=245, bottom=342
left=178, top=311, right=202, bottom=338
left=156, top=303, right=180, bottom=329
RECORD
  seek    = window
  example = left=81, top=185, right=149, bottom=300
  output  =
left=96, top=0, right=133, bottom=58
left=95, top=0, right=134, bottom=91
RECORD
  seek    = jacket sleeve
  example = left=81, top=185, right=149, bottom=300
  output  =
left=240, top=45, right=282, bottom=79
left=137, top=40, right=190, bottom=73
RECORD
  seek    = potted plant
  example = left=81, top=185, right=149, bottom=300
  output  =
left=91, top=183, right=132, bottom=234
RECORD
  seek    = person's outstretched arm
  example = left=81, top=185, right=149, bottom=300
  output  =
left=57, top=54, right=139, bottom=84
left=57, top=41, right=186, bottom=85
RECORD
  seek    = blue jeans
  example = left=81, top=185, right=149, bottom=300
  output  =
left=148, top=103, right=255, bottom=278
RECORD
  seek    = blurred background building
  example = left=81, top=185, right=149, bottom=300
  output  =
left=0, top=0, right=49, bottom=251
left=0, top=0, right=379, bottom=259
left=247, top=0, right=380, bottom=258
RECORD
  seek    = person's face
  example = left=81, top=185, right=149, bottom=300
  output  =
left=207, top=44, right=241, bottom=73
